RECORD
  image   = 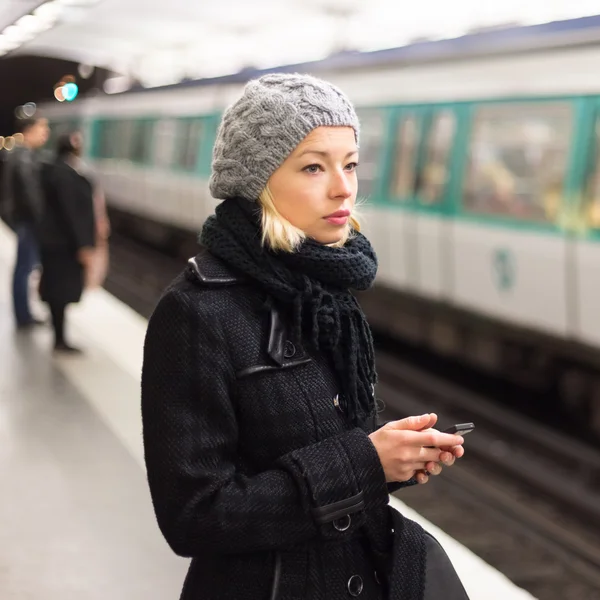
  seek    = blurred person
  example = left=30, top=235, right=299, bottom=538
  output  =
left=1, top=117, right=50, bottom=328
left=142, top=74, right=469, bottom=600
left=0, top=148, right=8, bottom=214
left=39, top=131, right=95, bottom=353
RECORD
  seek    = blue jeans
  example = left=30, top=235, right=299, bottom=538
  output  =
left=12, top=224, right=40, bottom=325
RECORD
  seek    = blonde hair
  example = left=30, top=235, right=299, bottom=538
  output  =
left=257, top=186, right=361, bottom=253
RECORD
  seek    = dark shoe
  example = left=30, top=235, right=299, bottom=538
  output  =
left=16, top=318, right=46, bottom=330
left=53, top=342, right=83, bottom=355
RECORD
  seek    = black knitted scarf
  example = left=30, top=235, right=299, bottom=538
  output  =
left=199, top=198, right=378, bottom=425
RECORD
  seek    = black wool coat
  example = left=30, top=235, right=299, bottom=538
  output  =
left=38, top=159, right=95, bottom=305
left=141, top=250, right=449, bottom=600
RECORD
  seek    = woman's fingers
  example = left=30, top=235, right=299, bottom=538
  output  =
left=425, top=462, right=443, bottom=475
left=439, top=451, right=455, bottom=466
left=416, top=440, right=466, bottom=484
left=416, top=462, right=442, bottom=484
left=419, top=447, right=444, bottom=463
left=416, top=471, right=429, bottom=484
left=452, top=445, right=465, bottom=458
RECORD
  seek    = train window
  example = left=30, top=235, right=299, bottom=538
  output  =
left=129, top=120, right=154, bottom=164
left=153, top=119, right=177, bottom=168
left=391, top=115, right=420, bottom=199
left=584, top=118, right=600, bottom=229
left=355, top=110, right=385, bottom=199
left=99, top=119, right=132, bottom=160
left=118, top=120, right=135, bottom=161
left=464, top=103, right=572, bottom=222
left=417, top=111, right=456, bottom=204
left=97, top=120, right=116, bottom=159
left=174, top=118, right=203, bottom=171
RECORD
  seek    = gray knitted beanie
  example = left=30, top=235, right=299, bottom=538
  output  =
left=209, top=73, right=360, bottom=202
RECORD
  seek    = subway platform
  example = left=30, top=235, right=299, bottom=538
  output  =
left=0, top=221, right=535, bottom=600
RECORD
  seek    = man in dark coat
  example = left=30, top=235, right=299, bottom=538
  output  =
left=2, top=117, right=50, bottom=328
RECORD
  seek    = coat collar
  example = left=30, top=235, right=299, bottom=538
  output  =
left=186, top=249, right=244, bottom=286
left=186, top=249, right=310, bottom=371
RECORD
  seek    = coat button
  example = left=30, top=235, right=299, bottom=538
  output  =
left=332, top=515, right=351, bottom=531
left=333, top=394, right=343, bottom=412
left=283, top=341, right=296, bottom=358
left=347, top=575, right=363, bottom=597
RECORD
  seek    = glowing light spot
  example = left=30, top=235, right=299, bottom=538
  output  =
left=62, top=82, right=78, bottom=101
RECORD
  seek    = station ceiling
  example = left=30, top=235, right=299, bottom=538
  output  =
left=2, top=0, right=600, bottom=89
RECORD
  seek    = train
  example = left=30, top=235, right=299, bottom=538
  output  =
left=37, top=16, right=600, bottom=438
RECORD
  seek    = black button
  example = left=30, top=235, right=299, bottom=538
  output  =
left=347, top=575, right=363, bottom=597
left=333, top=515, right=351, bottom=531
left=283, top=341, right=296, bottom=358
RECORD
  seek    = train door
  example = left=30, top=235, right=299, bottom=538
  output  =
left=451, top=100, right=575, bottom=337
left=385, top=105, right=463, bottom=298
left=571, top=98, right=600, bottom=348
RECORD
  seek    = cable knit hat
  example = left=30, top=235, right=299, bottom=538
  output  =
left=209, top=73, right=360, bottom=202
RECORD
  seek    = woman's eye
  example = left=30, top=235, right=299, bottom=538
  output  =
left=345, top=162, right=358, bottom=172
left=303, top=164, right=321, bottom=174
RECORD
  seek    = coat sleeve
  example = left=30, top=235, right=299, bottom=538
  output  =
left=141, top=286, right=391, bottom=557
left=12, top=152, right=44, bottom=224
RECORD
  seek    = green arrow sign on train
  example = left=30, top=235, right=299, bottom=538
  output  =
left=492, top=248, right=516, bottom=292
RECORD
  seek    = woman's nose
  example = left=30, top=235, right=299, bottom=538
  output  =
left=329, top=170, right=353, bottom=199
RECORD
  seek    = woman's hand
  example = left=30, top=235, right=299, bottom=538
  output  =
left=368, top=413, right=464, bottom=483
left=415, top=443, right=465, bottom=484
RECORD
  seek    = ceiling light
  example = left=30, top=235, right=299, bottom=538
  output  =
left=103, top=75, right=131, bottom=95
left=22, top=103, right=37, bottom=117
left=78, top=63, right=94, bottom=78
left=16, top=14, right=52, bottom=34
left=33, top=1, right=63, bottom=24
left=2, top=25, right=34, bottom=44
left=0, top=35, right=19, bottom=51
left=55, top=0, right=102, bottom=5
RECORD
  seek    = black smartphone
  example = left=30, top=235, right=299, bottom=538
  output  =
left=443, top=423, right=475, bottom=436
left=425, top=423, right=474, bottom=448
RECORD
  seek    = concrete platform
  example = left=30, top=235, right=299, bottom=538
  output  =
left=0, top=221, right=535, bottom=599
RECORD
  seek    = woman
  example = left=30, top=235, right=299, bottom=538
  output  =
left=142, top=74, right=469, bottom=599
left=39, top=131, right=96, bottom=353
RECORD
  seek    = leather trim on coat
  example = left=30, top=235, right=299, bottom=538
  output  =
left=237, top=360, right=312, bottom=378
left=269, top=552, right=282, bottom=600
left=311, top=491, right=365, bottom=524
left=237, top=300, right=312, bottom=377
left=186, top=250, right=313, bottom=378
left=187, top=250, right=244, bottom=285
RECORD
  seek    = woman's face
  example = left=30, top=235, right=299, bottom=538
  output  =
left=268, top=126, right=358, bottom=245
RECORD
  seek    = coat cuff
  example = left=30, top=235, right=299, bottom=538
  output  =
left=279, top=428, right=389, bottom=540
left=388, top=478, right=418, bottom=494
